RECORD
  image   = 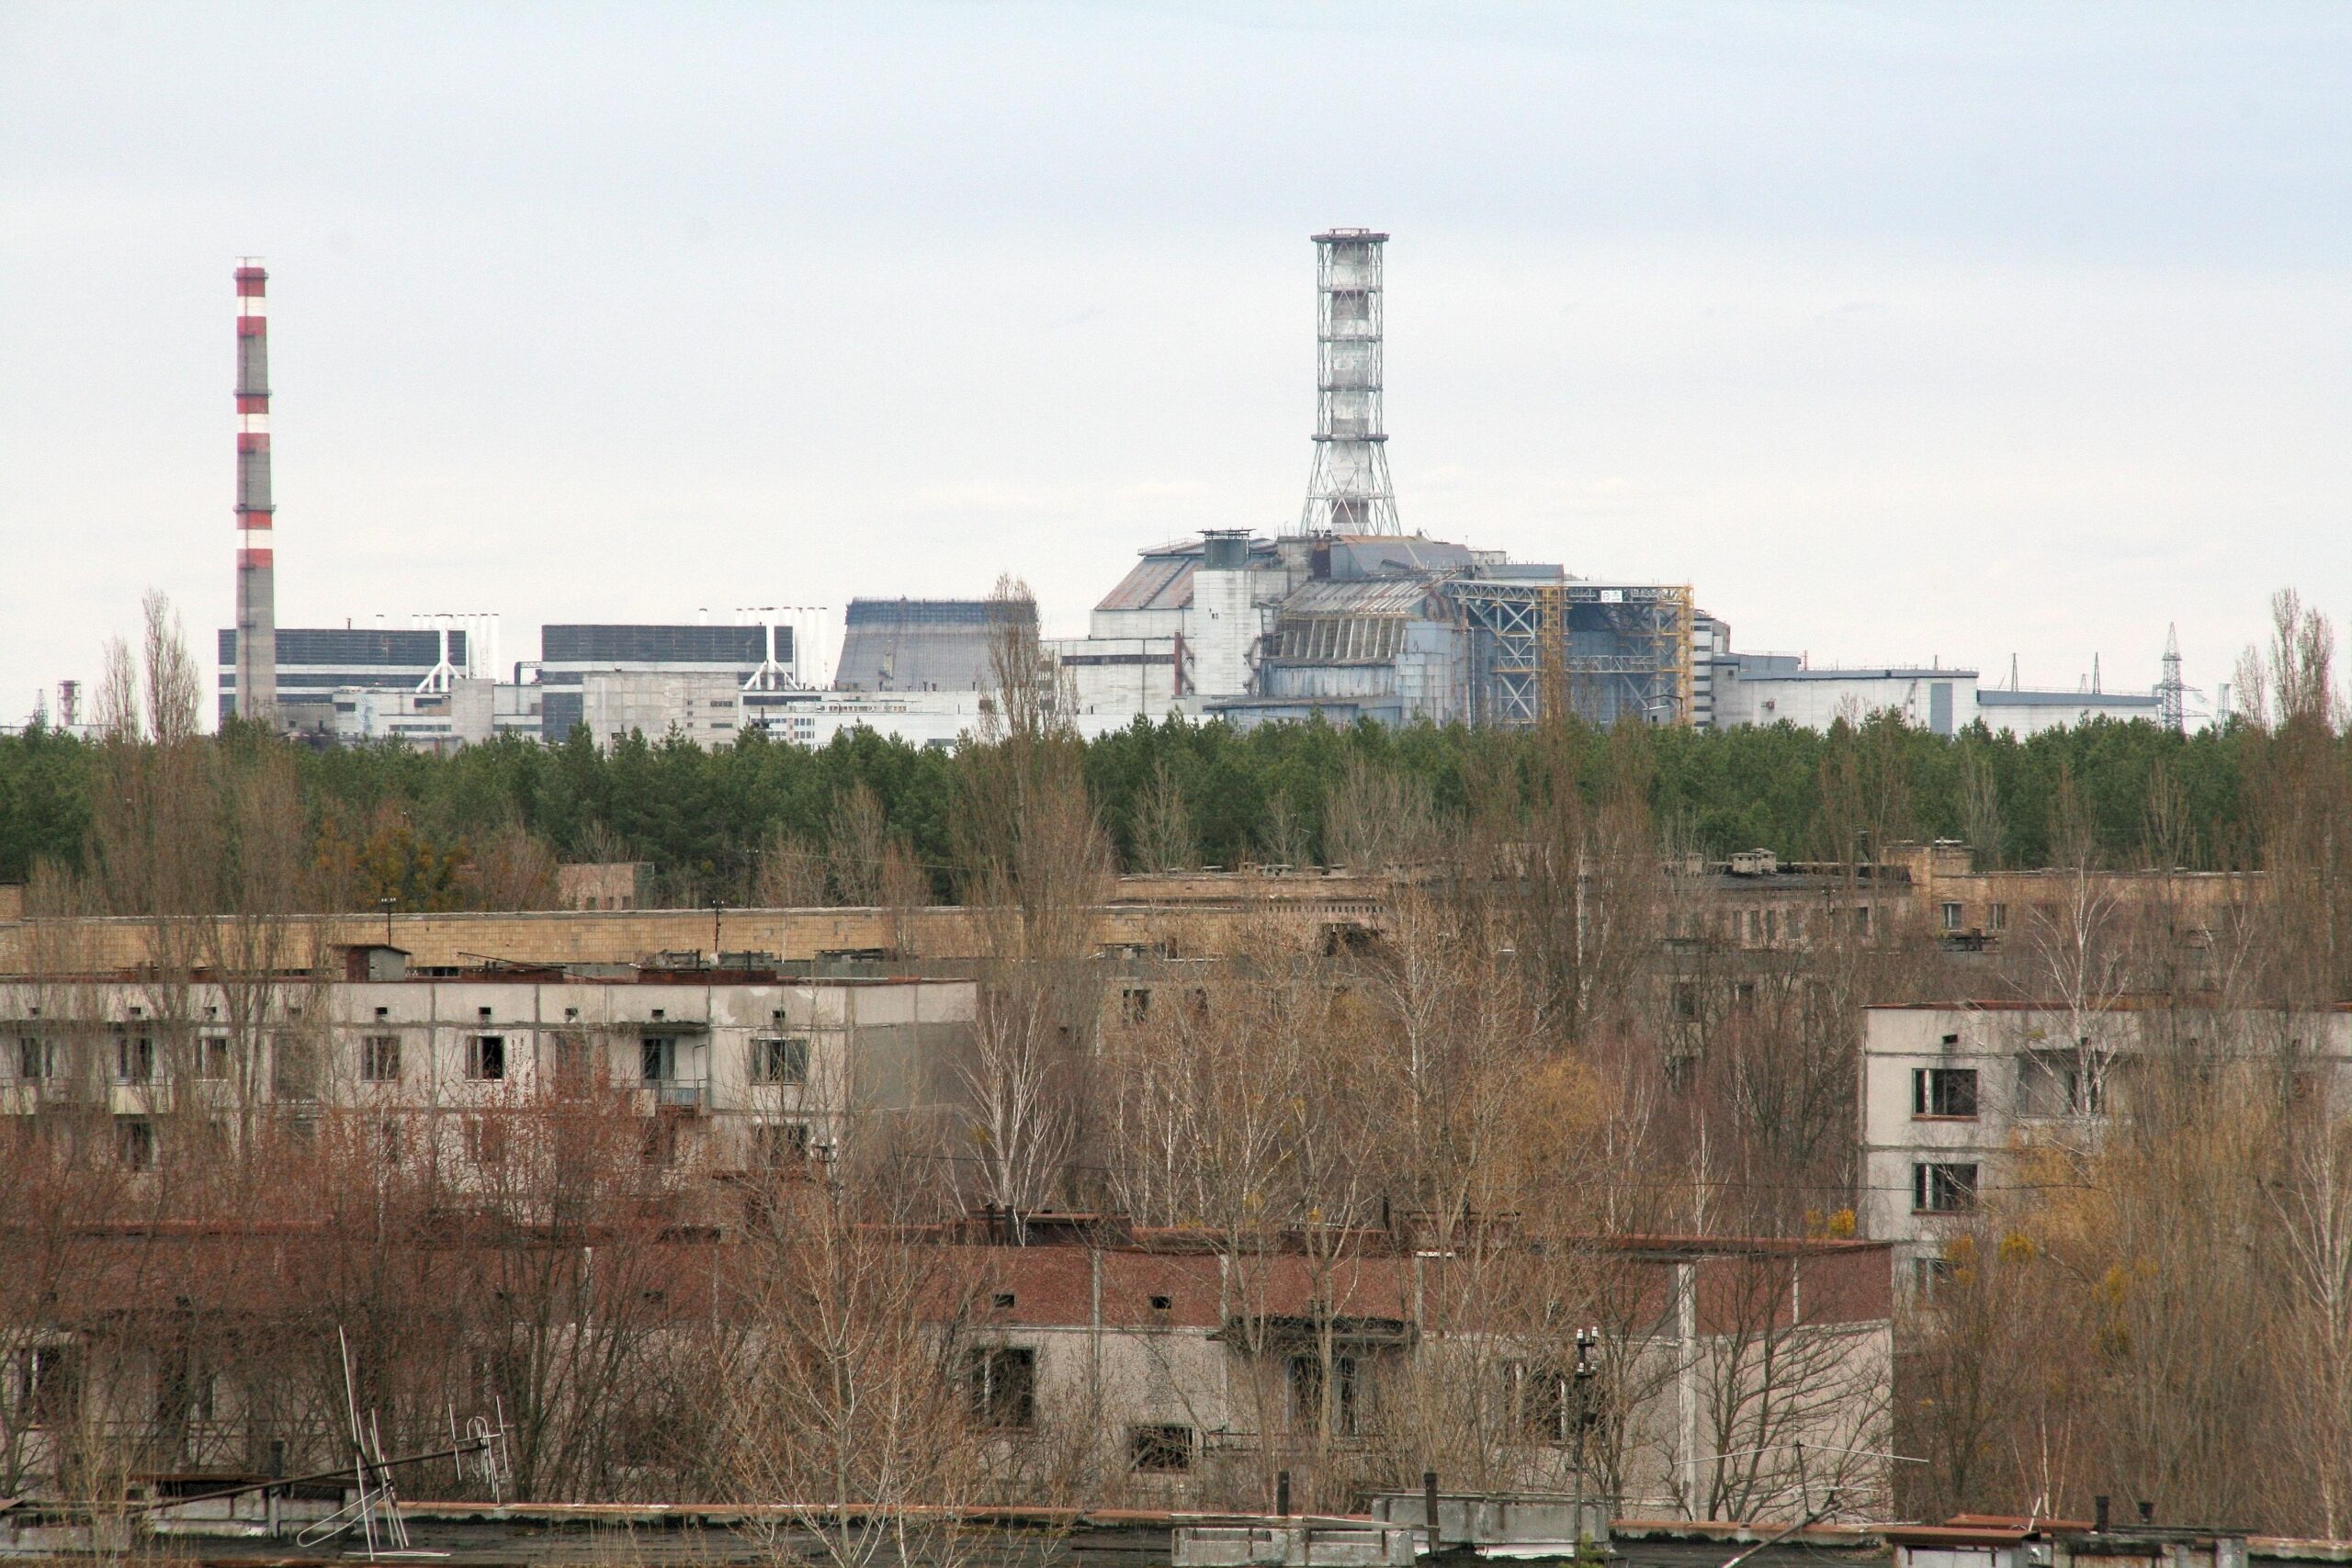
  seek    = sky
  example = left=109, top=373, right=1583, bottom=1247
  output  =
left=3, top=2, right=2347, bottom=724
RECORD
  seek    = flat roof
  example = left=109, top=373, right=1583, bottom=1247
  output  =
left=1734, top=667, right=1977, bottom=682
left=1977, top=688, right=2160, bottom=707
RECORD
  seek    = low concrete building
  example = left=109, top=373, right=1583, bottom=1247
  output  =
left=942, top=1224, right=1894, bottom=1519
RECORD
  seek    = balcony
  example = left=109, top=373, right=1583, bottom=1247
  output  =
left=629, top=1077, right=708, bottom=1114
left=108, top=1081, right=175, bottom=1116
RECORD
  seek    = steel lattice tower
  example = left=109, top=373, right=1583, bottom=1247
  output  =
left=1298, top=229, right=1400, bottom=535
left=232, top=260, right=277, bottom=724
left=2157, top=623, right=2187, bottom=732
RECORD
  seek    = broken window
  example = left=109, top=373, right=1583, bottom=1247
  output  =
left=117, top=1116, right=157, bottom=1172
left=19, top=1343, right=83, bottom=1428
left=967, top=1346, right=1036, bottom=1429
left=195, top=1035, right=232, bottom=1080
left=751, top=1035, right=808, bottom=1086
left=361, top=1036, right=401, bottom=1083
left=1130, top=1424, right=1194, bottom=1472
left=1913, top=1162, right=1978, bottom=1213
left=115, top=1033, right=156, bottom=1083
left=468, top=1035, right=506, bottom=1081
left=467, top=1115, right=508, bottom=1171
left=640, top=1036, right=675, bottom=1084
left=1287, top=1352, right=1364, bottom=1436
left=753, top=1120, right=810, bottom=1167
left=1912, top=1066, right=1979, bottom=1118
left=2019, top=1047, right=2105, bottom=1118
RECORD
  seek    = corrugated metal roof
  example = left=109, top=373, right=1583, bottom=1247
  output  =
left=1277, top=578, right=1443, bottom=617
left=1094, top=553, right=1196, bottom=614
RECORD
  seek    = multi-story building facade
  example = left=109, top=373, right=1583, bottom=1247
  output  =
left=1858, top=999, right=2347, bottom=1286
left=0, top=957, right=977, bottom=1175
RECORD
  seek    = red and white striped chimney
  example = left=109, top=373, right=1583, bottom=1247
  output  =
left=232, top=259, right=276, bottom=723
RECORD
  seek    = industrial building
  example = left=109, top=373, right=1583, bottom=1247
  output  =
left=1709, top=652, right=2165, bottom=737
left=216, top=626, right=469, bottom=728
left=832, top=597, right=1023, bottom=694
left=538, top=619, right=804, bottom=743
left=1046, top=232, right=1704, bottom=730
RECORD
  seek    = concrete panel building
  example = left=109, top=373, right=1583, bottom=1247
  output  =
left=538, top=622, right=798, bottom=742
left=217, top=626, right=464, bottom=727
left=0, top=963, right=978, bottom=1176
left=1859, top=999, right=2348, bottom=1288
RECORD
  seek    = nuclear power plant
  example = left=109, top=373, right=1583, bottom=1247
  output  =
left=139, top=235, right=2175, bottom=753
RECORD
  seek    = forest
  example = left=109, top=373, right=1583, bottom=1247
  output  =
left=0, top=692, right=2256, bottom=907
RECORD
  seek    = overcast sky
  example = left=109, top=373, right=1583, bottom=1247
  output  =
left=3, top=2, right=2346, bottom=722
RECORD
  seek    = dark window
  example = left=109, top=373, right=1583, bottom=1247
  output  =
left=195, top=1036, right=232, bottom=1080
left=116, top=1034, right=156, bottom=1083
left=2020, top=1048, right=2104, bottom=1117
left=1130, top=1424, right=1194, bottom=1472
left=155, top=1341, right=215, bottom=1427
left=1914, top=1162, right=1978, bottom=1213
left=1940, top=901, right=1964, bottom=931
left=641, top=1036, right=675, bottom=1083
left=1287, top=1352, right=1363, bottom=1436
left=752, top=1035, right=808, bottom=1086
left=993, top=1292, right=1016, bottom=1310
left=549, top=1034, right=593, bottom=1092
left=1670, top=983, right=1698, bottom=1021
left=118, top=1117, right=157, bottom=1171
left=361, top=1036, right=401, bottom=1083
left=17, top=1036, right=49, bottom=1081
left=468, top=1115, right=508, bottom=1170
left=469, top=1035, right=506, bottom=1081
left=1120, top=988, right=1152, bottom=1025
left=20, top=1344, right=83, bottom=1428
left=641, top=1114, right=680, bottom=1167
left=1912, top=1067, right=1979, bottom=1118
left=967, top=1347, right=1035, bottom=1429
left=1913, top=1257, right=1956, bottom=1295
left=1149, top=1294, right=1173, bottom=1311
left=1509, top=1362, right=1597, bottom=1446
left=273, top=1035, right=318, bottom=1101
left=754, top=1121, right=809, bottom=1167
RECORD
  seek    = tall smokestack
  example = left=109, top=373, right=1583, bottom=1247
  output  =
left=233, top=259, right=277, bottom=724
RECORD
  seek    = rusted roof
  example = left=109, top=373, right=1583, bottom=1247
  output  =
left=1277, top=578, right=1442, bottom=617
left=1094, top=551, right=1197, bottom=614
